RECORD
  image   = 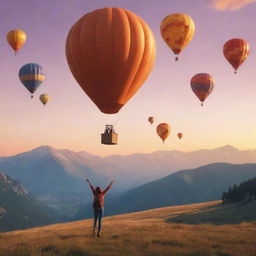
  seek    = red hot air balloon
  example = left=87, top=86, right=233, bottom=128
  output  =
left=148, top=116, right=154, bottom=125
left=65, top=7, right=156, bottom=114
left=177, top=132, right=183, bottom=139
left=223, top=38, right=249, bottom=74
left=190, top=73, right=214, bottom=106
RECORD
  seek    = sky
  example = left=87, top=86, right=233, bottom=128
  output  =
left=0, top=0, right=256, bottom=156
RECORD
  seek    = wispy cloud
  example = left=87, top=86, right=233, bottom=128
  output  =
left=210, top=0, right=256, bottom=11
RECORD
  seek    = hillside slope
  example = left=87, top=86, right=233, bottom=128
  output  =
left=77, top=162, right=256, bottom=218
left=1, top=201, right=256, bottom=256
left=0, top=172, right=64, bottom=232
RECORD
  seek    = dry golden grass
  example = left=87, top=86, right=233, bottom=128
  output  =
left=0, top=201, right=256, bottom=256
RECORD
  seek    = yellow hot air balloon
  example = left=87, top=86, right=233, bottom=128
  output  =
left=160, top=13, right=195, bottom=61
left=7, top=30, right=27, bottom=55
left=156, top=123, right=171, bottom=143
left=39, top=94, right=50, bottom=106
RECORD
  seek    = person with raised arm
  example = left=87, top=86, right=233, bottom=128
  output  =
left=86, top=179, right=114, bottom=238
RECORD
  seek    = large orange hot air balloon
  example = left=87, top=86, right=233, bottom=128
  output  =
left=191, top=73, right=214, bottom=106
left=160, top=13, right=195, bottom=61
left=65, top=7, right=156, bottom=114
left=223, top=38, right=249, bottom=74
left=7, top=30, right=27, bottom=55
left=177, top=132, right=183, bottom=140
left=156, top=123, right=170, bottom=143
left=148, top=116, right=154, bottom=125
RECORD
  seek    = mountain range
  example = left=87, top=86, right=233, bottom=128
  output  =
left=99, top=162, right=256, bottom=216
left=105, top=145, right=256, bottom=182
left=1, top=145, right=256, bottom=217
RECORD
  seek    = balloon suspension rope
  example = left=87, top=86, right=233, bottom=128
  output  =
left=113, top=118, right=120, bottom=127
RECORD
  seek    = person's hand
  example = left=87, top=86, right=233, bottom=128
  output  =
left=86, top=179, right=90, bottom=183
left=111, top=180, right=115, bottom=184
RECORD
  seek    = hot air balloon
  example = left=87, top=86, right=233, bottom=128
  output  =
left=190, top=73, right=214, bottom=106
left=148, top=116, right=154, bottom=125
left=7, top=30, right=27, bottom=55
left=156, top=123, right=170, bottom=143
left=19, top=63, right=45, bottom=98
left=40, top=94, right=50, bottom=106
left=223, top=38, right=249, bottom=74
left=177, top=132, right=183, bottom=139
left=65, top=7, right=156, bottom=115
left=160, top=13, right=195, bottom=61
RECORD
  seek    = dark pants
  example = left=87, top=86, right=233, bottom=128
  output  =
left=93, top=208, right=103, bottom=232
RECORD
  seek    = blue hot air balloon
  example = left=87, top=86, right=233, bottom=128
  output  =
left=19, top=63, right=45, bottom=98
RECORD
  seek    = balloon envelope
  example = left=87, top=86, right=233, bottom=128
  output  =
left=148, top=116, right=154, bottom=124
left=223, top=38, right=249, bottom=73
left=7, top=30, right=27, bottom=54
left=190, top=73, right=214, bottom=106
left=19, top=63, right=45, bottom=96
left=66, top=7, right=156, bottom=114
left=160, top=13, right=195, bottom=60
left=156, top=123, right=171, bottom=143
left=177, top=132, right=183, bottom=139
left=40, top=94, right=50, bottom=105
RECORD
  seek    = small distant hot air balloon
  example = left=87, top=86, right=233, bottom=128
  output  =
left=7, top=30, right=27, bottom=55
left=156, top=123, right=171, bottom=143
left=190, top=73, right=214, bottom=106
left=160, top=13, right=195, bottom=61
left=223, top=38, right=249, bottom=74
left=40, top=94, right=50, bottom=106
left=177, top=132, right=183, bottom=140
left=19, top=63, right=45, bottom=98
left=148, top=116, right=154, bottom=125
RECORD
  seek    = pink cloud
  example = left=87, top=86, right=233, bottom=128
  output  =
left=210, top=0, right=256, bottom=10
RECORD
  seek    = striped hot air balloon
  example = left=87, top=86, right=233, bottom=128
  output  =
left=190, top=73, right=214, bottom=106
left=19, top=63, right=45, bottom=98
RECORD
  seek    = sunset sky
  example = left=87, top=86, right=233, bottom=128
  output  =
left=0, top=0, right=256, bottom=156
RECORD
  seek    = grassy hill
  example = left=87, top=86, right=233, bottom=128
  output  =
left=86, top=162, right=256, bottom=218
left=1, top=201, right=256, bottom=256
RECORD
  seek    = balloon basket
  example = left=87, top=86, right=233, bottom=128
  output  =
left=101, top=125, right=118, bottom=145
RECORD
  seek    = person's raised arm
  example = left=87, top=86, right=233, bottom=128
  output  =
left=86, top=179, right=95, bottom=193
left=103, top=180, right=114, bottom=194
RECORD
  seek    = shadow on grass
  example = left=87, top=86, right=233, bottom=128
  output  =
left=166, top=202, right=256, bottom=225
